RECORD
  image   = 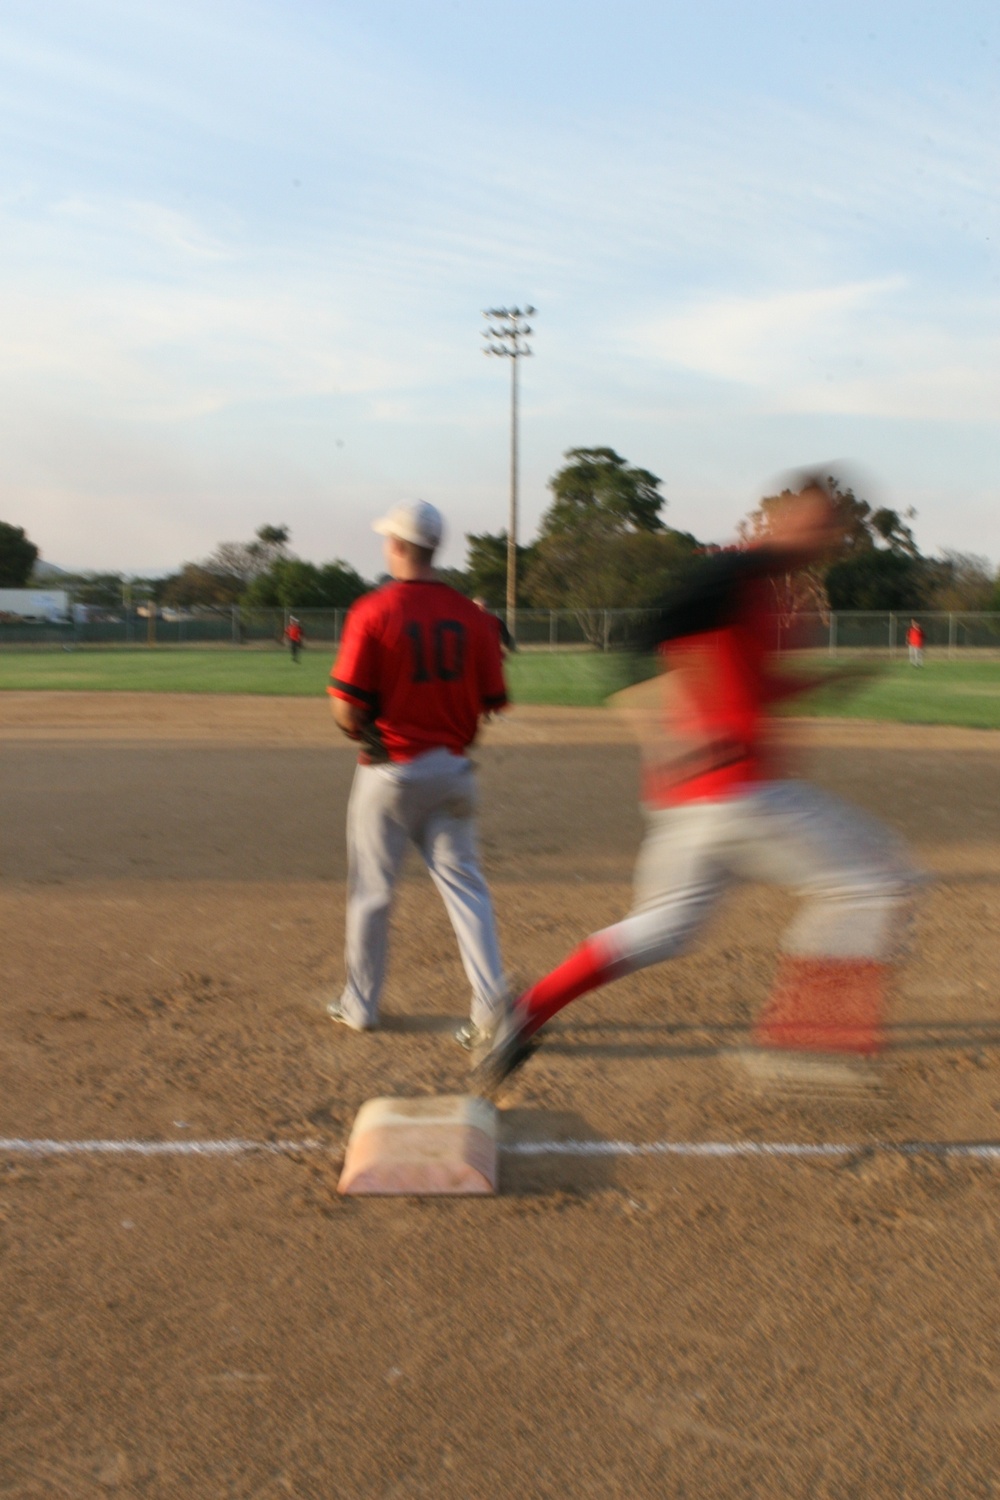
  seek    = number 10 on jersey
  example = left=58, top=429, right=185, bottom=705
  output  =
left=405, top=620, right=466, bottom=683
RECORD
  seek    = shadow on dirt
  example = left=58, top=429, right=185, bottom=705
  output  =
left=538, top=1016, right=1000, bottom=1061
left=499, top=1106, right=618, bottom=1196
left=378, top=1013, right=460, bottom=1036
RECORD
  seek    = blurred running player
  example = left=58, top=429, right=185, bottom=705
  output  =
left=327, top=500, right=509, bottom=1046
left=476, top=475, right=921, bottom=1092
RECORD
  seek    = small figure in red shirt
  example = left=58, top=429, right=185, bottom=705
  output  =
left=284, top=615, right=304, bottom=662
left=327, top=500, right=509, bottom=1046
left=906, top=619, right=925, bottom=667
left=476, top=477, right=921, bottom=1094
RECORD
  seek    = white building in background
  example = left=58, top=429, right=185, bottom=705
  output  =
left=0, top=588, right=70, bottom=622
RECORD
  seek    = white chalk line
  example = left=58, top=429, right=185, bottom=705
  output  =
left=506, top=1140, right=1000, bottom=1160
left=2, top=1137, right=1000, bottom=1161
left=0, top=1139, right=320, bottom=1157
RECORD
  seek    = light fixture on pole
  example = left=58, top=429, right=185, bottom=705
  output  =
left=482, top=305, right=535, bottom=639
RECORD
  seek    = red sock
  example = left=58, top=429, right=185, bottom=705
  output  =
left=753, top=956, right=888, bottom=1055
left=519, top=935, right=622, bottom=1036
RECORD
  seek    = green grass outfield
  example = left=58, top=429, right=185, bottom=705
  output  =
left=0, top=646, right=999, bottom=728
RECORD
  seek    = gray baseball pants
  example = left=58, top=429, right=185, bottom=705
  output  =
left=339, top=748, right=506, bottom=1028
left=600, top=780, right=921, bottom=972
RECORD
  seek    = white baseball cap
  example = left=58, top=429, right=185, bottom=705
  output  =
left=372, top=499, right=443, bottom=550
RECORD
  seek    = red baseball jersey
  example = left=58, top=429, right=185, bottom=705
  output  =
left=329, top=580, right=508, bottom=762
left=644, top=549, right=813, bottom=808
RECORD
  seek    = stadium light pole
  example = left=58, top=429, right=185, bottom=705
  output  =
left=482, top=305, right=535, bottom=639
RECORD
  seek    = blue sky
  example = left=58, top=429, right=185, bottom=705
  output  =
left=0, top=0, right=996, bottom=577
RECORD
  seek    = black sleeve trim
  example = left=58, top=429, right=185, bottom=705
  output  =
left=330, top=677, right=379, bottom=709
left=482, top=693, right=508, bottom=710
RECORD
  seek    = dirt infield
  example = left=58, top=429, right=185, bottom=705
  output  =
left=3, top=692, right=1000, bottom=1497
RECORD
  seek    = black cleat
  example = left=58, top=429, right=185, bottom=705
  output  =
left=471, top=1005, right=541, bottom=1097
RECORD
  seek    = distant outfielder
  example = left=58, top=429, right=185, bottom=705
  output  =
left=907, top=619, right=925, bottom=667
left=476, top=476, right=921, bottom=1092
left=327, top=500, right=509, bottom=1045
left=285, top=615, right=304, bottom=662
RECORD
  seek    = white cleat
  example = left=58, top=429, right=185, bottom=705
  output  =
left=326, top=1000, right=377, bottom=1033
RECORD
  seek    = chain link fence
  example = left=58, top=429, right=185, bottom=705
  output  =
left=3, top=606, right=1000, bottom=655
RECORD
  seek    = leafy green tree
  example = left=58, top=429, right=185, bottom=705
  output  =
left=0, top=522, right=39, bottom=586
left=160, top=563, right=243, bottom=609
left=255, top=524, right=290, bottom=554
left=540, top=448, right=664, bottom=539
left=928, top=551, right=996, bottom=612
left=243, top=557, right=367, bottom=610
left=464, top=530, right=533, bottom=608
left=869, top=506, right=920, bottom=558
left=825, top=550, right=929, bottom=612
left=314, top=560, right=369, bottom=608
left=58, top=572, right=127, bottom=609
left=243, top=560, right=315, bottom=608
left=523, top=447, right=690, bottom=634
left=527, top=528, right=699, bottom=613
left=433, top=566, right=474, bottom=596
left=203, top=525, right=292, bottom=594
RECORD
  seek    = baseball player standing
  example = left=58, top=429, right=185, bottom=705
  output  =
left=476, top=477, right=921, bottom=1092
left=906, top=619, right=925, bottom=667
left=327, top=500, right=509, bottom=1046
left=285, top=615, right=304, bottom=662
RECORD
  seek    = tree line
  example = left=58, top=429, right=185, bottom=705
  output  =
left=3, top=449, right=998, bottom=615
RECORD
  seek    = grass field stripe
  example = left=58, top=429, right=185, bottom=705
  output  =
left=2, top=1137, right=1000, bottom=1160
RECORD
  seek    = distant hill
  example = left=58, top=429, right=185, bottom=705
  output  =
left=31, top=561, right=71, bottom=580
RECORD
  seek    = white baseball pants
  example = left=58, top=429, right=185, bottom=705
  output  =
left=339, top=748, right=506, bottom=1028
left=598, top=780, right=921, bottom=976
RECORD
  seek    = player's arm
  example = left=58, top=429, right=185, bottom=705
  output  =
left=331, top=696, right=367, bottom=738
left=328, top=601, right=380, bottom=740
left=476, top=615, right=509, bottom=723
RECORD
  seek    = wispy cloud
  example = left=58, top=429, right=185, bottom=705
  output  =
left=51, top=196, right=235, bottom=261
left=633, top=279, right=1000, bottom=423
left=638, top=281, right=901, bottom=384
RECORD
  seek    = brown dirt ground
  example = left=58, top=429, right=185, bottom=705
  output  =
left=2, top=692, right=1000, bottom=1498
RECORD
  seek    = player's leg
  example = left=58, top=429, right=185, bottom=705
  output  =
left=413, top=755, right=507, bottom=1035
left=475, top=801, right=729, bottom=1089
left=732, top=781, right=921, bottom=1055
left=335, top=765, right=408, bottom=1029
left=520, top=801, right=727, bottom=1034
